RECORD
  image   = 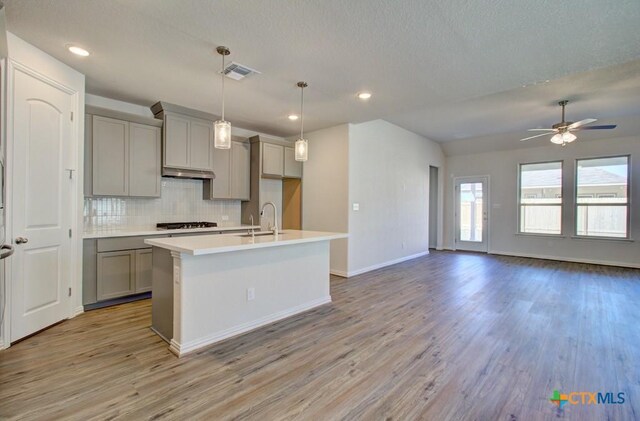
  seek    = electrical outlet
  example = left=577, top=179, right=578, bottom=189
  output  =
left=221, top=215, right=229, bottom=221
left=247, top=287, right=255, bottom=301
left=162, top=181, right=167, bottom=187
left=352, top=203, right=360, bottom=211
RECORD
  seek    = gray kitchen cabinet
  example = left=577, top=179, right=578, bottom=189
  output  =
left=230, top=140, right=251, bottom=200
left=163, top=113, right=190, bottom=169
left=129, top=123, right=161, bottom=197
left=262, top=142, right=284, bottom=178
left=135, top=249, right=153, bottom=293
left=151, top=102, right=216, bottom=174
left=96, top=250, right=136, bottom=301
left=86, top=108, right=162, bottom=198
left=203, top=139, right=250, bottom=200
left=284, top=146, right=302, bottom=178
left=189, top=119, right=214, bottom=170
left=92, top=116, right=129, bottom=196
left=210, top=144, right=231, bottom=198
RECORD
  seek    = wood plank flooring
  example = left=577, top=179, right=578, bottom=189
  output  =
left=1, top=251, right=639, bottom=420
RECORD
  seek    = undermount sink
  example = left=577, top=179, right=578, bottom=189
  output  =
left=237, top=231, right=286, bottom=238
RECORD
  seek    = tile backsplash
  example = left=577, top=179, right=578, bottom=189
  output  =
left=84, top=178, right=242, bottom=231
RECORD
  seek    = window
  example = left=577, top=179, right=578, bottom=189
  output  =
left=519, top=161, right=562, bottom=234
left=576, top=156, right=629, bottom=238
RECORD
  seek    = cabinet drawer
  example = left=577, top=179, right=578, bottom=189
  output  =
left=97, top=235, right=166, bottom=252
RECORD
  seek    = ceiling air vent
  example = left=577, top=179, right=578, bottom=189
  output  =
left=222, top=62, right=261, bottom=81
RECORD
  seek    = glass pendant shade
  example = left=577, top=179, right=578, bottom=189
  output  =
left=295, top=138, right=308, bottom=161
left=550, top=132, right=577, bottom=145
left=214, top=120, right=231, bottom=149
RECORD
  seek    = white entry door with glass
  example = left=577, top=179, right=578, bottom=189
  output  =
left=455, top=177, right=488, bottom=252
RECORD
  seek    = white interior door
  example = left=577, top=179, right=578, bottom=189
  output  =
left=455, top=177, right=488, bottom=252
left=10, top=65, right=73, bottom=341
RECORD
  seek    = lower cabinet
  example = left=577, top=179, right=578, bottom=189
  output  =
left=96, top=250, right=136, bottom=301
left=84, top=231, right=246, bottom=308
left=135, top=249, right=153, bottom=293
left=84, top=236, right=159, bottom=307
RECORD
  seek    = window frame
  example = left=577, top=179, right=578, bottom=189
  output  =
left=574, top=154, right=631, bottom=240
left=517, top=160, right=564, bottom=236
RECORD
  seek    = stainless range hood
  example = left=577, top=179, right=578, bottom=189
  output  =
left=162, top=167, right=215, bottom=180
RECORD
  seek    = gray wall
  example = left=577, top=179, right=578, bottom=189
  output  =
left=348, top=120, right=445, bottom=274
left=301, top=124, right=350, bottom=275
left=444, top=135, right=640, bottom=267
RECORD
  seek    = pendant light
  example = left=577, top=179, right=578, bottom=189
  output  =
left=214, top=46, right=231, bottom=149
left=295, top=81, right=308, bottom=161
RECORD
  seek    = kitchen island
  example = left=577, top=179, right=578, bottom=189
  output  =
left=145, top=230, right=347, bottom=356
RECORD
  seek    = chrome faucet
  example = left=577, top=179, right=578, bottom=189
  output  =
left=249, top=214, right=255, bottom=239
left=260, top=201, right=278, bottom=235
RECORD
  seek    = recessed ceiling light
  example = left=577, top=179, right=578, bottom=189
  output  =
left=357, top=92, right=372, bottom=100
left=67, top=45, right=90, bottom=57
left=288, top=114, right=299, bottom=121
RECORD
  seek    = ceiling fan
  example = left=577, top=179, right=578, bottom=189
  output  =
left=520, top=100, right=616, bottom=145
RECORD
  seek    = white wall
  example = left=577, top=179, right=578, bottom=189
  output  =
left=348, top=120, right=445, bottom=275
left=444, top=135, right=640, bottom=267
left=301, top=124, right=350, bottom=275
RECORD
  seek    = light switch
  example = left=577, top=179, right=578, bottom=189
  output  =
left=352, top=203, right=360, bottom=211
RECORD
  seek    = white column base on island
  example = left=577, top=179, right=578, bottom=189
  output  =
left=151, top=239, right=334, bottom=357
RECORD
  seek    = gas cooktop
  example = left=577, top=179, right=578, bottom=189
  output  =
left=156, top=222, right=218, bottom=230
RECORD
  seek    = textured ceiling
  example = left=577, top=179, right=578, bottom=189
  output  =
left=4, top=0, right=640, bottom=142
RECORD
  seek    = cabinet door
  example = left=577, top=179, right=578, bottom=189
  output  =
left=96, top=251, right=135, bottom=301
left=129, top=123, right=161, bottom=197
left=283, top=146, right=302, bottom=178
left=92, top=116, right=129, bottom=196
left=231, top=141, right=251, bottom=200
left=189, top=118, right=214, bottom=170
left=211, top=146, right=231, bottom=198
left=135, top=249, right=153, bottom=293
left=164, top=113, right=190, bottom=168
left=262, top=143, right=284, bottom=178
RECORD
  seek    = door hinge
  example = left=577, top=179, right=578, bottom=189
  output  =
left=69, top=229, right=72, bottom=238
left=70, top=111, right=74, bottom=121
left=68, top=287, right=72, bottom=297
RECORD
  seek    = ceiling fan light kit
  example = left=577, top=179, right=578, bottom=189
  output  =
left=520, top=100, right=617, bottom=146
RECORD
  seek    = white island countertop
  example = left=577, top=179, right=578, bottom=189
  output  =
left=83, top=224, right=260, bottom=239
left=145, top=230, right=347, bottom=256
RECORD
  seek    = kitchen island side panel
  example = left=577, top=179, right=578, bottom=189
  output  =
left=151, top=246, right=174, bottom=342
left=171, top=240, right=331, bottom=354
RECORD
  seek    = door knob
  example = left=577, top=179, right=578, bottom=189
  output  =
left=15, top=237, right=28, bottom=244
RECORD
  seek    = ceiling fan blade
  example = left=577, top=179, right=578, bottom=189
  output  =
left=568, top=118, right=597, bottom=129
left=576, top=124, right=617, bottom=130
left=527, top=128, right=556, bottom=132
left=520, top=132, right=554, bottom=141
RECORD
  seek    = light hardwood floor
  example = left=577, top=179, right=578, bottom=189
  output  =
left=1, top=251, right=639, bottom=420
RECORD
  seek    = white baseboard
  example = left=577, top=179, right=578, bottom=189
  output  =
left=72, top=305, right=84, bottom=317
left=169, top=296, right=332, bottom=357
left=488, top=249, right=640, bottom=269
left=346, top=251, right=429, bottom=277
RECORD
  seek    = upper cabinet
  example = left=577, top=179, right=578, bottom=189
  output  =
left=151, top=102, right=215, bottom=177
left=283, top=146, right=302, bottom=178
left=262, top=143, right=284, bottom=178
left=256, top=138, right=302, bottom=180
left=129, top=123, right=162, bottom=197
left=86, top=108, right=161, bottom=198
left=203, top=139, right=250, bottom=201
